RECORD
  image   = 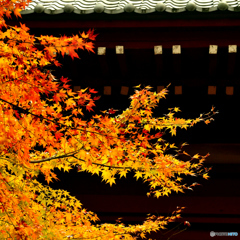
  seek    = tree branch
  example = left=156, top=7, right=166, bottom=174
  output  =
left=29, top=150, right=79, bottom=163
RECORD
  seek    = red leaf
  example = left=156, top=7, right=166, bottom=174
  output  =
left=89, top=88, right=98, bottom=94
left=93, top=96, right=101, bottom=101
left=184, top=221, right=191, bottom=227
left=155, top=132, right=163, bottom=138
left=108, top=108, right=118, bottom=114
left=60, top=76, right=70, bottom=84
left=87, top=29, right=98, bottom=40
left=55, top=132, right=63, bottom=141
left=63, top=84, right=71, bottom=89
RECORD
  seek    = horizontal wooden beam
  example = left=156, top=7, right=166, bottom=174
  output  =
left=10, top=19, right=240, bottom=29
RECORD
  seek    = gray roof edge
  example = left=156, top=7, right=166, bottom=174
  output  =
left=20, top=0, right=239, bottom=14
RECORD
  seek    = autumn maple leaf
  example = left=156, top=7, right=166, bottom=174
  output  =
left=55, top=132, right=63, bottom=141
left=86, top=29, right=98, bottom=40
left=20, top=22, right=29, bottom=32
left=89, top=88, right=98, bottom=94
left=108, top=108, right=118, bottom=114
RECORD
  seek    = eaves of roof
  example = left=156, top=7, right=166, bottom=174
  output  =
left=20, top=0, right=240, bottom=15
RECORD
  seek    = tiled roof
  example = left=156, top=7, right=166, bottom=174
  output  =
left=21, top=0, right=240, bottom=14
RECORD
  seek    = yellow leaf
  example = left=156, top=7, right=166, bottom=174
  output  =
left=155, top=191, right=162, bottom=198
left=193, top=153, right=200, bottom=159
left=144, top=124, right=151, bottom=131
left=102, top=170, right=112, bottom=181
left=107, top=177, right=116, bottom=186
left=81, top=88, right=88, bottom=93
left=134, top=171, right=143, bottom=180
left=174, top=107, right=181, bottom=112
left=119, top=169, right=128, bottom=178
left=203, top=173, right=209, bottom=179
left=183, top=151, right=190, bottom=156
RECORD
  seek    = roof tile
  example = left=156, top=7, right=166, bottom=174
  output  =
left=20, top=0, right=237, bottom=14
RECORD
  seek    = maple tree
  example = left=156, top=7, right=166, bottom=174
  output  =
left=0, top=0, right=217, bottom=239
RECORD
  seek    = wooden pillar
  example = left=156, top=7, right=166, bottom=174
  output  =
left=208, top=45, right=218, bottom=94
left=115, top=46, right=127, bottom=77
left=154, top=45, right=163, bottom=78
left=228, top=45, right=237, bottom=76
left=209, top=45, right=218, bottom=76
left=98, top=47, right=109, bottom=76
left=172, top=45, right=181, bottom=75
left=172, top=45, right=182, bottom=94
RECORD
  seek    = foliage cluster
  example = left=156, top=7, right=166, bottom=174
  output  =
left=0, top=1, right=216, bottom=239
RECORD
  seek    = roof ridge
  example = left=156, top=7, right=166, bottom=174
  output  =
left=21, top=0, right=240, bottom=14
